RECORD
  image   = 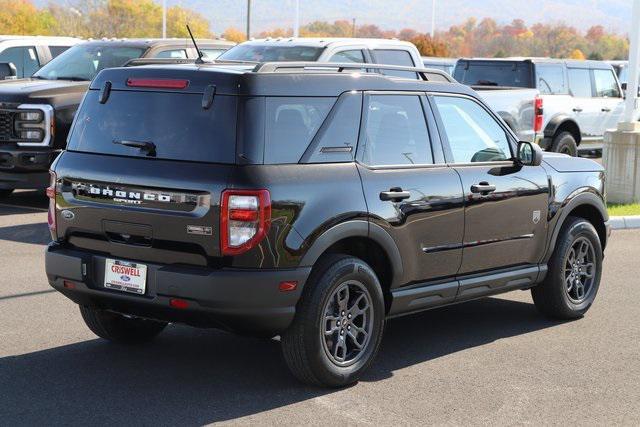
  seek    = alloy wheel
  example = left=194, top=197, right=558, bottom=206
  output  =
left=321, top=280, right=373, bottom=367
left=564, top=237, right=596, bottom=303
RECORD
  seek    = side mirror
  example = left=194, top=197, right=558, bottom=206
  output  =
left=0, top=62, right=16, bottom=80
left=621, top=82, right=628, bottom=91
left=517, top=141, right=543, bottom=166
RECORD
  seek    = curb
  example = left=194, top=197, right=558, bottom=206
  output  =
left=609, top=216, right=640, bottom=230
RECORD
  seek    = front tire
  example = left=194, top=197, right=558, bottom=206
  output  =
left=532, top=217, right=602, bottom=319
left=550, top=131, right=578, bottom=156
left=80, top=306, right=167, bottom=344
left=281, top=254, right=385, bottom=387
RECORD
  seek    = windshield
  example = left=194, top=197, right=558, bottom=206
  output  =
left=34, top=45, right=146, bottom=81
left=218, top=44, right=324, bottom=62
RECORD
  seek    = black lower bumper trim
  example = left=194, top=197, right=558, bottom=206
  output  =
left=45, top=244, right=311, bottom=335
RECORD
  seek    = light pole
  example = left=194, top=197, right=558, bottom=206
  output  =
left=246, top=0, right=252, bottom=40
left=430, top=0, right=436, bottom=38
left=293, top=0, right=300, bottom=37
left=162, top=0, right=167, bottom=39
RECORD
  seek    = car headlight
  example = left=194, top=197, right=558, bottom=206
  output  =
left=14, top=104, right=54, bottom=146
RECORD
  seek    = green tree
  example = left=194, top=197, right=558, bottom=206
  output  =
left=0, top=0, right=54, bottom=35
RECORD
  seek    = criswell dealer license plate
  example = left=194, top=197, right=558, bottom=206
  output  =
left=104, top=259, right=147, bottom=295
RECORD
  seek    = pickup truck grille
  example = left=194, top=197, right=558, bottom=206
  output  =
left=0, top=110, right=15, bottom=141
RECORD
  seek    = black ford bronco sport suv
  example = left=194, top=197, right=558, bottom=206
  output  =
left=45, top=62, right=610, bottom=387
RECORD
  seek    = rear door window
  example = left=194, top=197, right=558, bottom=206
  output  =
left=68, top=90, right=237, bottom=163
left=329, top=50, right=365, bottom=63
left=536, top=64, right=567, bottom=94
left=372, top=49, right=417, bottom=79
left=593, top=69, right=621, bottom=98
left=264, top=97, right=335, bottom=164
left=568, top=68, right=593, bottom=97
left=360, top=95, right=432, bottom=166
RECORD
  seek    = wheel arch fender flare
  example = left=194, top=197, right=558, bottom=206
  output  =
left=299, top=220, right=404, bottom=288
left=544, top=191, right=608, bottom=263
left=544, top=115, right=581, bottom=143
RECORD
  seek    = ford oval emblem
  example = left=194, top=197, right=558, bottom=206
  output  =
left=120, top=275, right=131, bottom=282
left=61, top=210, right=75, bottom=220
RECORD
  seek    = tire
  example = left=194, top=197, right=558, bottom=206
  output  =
left=0, top=189, right=13, bottom=198
left=550, top=131, right=578, bottom=156
left=532, top=216, right=603, bottom=319
left=281, top=254, right=385, bottom=387
left=79, top=306, right=167, bottom=344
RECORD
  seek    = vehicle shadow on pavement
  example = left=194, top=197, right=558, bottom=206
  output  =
left=0, top=222, right=50, bottom=245
left=0, top=297, right=562, bottom=425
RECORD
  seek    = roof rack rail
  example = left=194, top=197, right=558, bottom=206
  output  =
left=252, top=61, right=454, bottom=82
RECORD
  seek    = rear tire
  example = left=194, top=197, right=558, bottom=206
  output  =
left=80, top=306, right=167, bottom=344
left=532, top=217, right=602, bottom=319
left=281, top=254, right=385, bottom=387
left=550, top=131, right=578, bottom=156
left=0, top=189, right=13, bottom=198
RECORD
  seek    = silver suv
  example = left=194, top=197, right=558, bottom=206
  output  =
left=454, top=58, right=624, bottom=155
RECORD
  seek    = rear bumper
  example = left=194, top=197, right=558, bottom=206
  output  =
left=0, top=146, right=57, bottom=189
left=45, top=244, right=311, bottom=335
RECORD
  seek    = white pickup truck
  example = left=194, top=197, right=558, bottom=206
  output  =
left=454, top=58, right=624, bottom=156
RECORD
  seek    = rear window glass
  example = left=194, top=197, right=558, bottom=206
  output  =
left=454, top=62, right=533, bottom=88
left=219, top=45, right=324, bottom=62
left=68, top=90, right=237, bottom=163
left=264, top=97, right=334, bottom=164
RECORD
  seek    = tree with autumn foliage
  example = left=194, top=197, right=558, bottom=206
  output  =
left=0, top=0, right=55, bottom=35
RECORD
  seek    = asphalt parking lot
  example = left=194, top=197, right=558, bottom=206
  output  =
left=0, top=190, right=638, bottom=426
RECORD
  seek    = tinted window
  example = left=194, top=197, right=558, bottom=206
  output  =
left=219, top=45, right=324, bottom=62
left=373, top=49, right=417, bottom=79
left=454, top=61, right=533, bottom=88
left=423, top=62, right=454, bottom=75
left=264, top=97, right=334, bottom=164
left=305, top=93, right=362, bottom=163
left=329, top=50, right=365, bottom=63
left=34, top=45, right=145, bottom=81
left=49, top=46, right=71, bottom=58
left=593, top=69, right=620, bottom=98
left=361, top=95, right=432, bottom=166
left=68, top=90, right=237, bottom=163
left=0, top=46, right=40, bottom=78
left=568, top=68, right=593, bottom=97
left=434, top=96, right=512, bottom=163
left=536, top=64, right=566, bottom=94
left=155, top=49, right=188, bottom=59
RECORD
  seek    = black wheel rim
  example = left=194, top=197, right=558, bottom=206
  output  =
left=321, top=280, right=373, bottom=367
left=564, top=237, right=596, bottom=303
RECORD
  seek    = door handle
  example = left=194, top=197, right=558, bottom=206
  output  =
left=470, top=182, right=496, bottom=195
left=380, top=188, right=411, bottom=201
left=572, top=107, right=583, bottom=113
left=601, top=107, right=611, bottom=112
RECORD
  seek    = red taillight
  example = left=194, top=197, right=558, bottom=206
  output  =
left=47, top=171, right=57, bottom=239
left=220, top=189, right=271, bottom=256
left=126, top=78, right=189, bottom=89
left=534, top=96, right=544, bottom=133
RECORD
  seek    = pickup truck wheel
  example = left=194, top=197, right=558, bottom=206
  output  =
left=532, top=217, right=602, bottom=319
left=0, top=189, right=13, bottom=198
left=79, top=306, right=167, bottom=344
left=550, top=132, right=578, bottom=156
left=281, top=254, right=385, bottom=387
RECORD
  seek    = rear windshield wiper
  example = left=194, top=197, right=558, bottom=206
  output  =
left=113, top=139, right=156, bottom=157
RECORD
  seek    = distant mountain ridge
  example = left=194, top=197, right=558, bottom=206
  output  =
left=35, top=0, right=632, bottom=35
